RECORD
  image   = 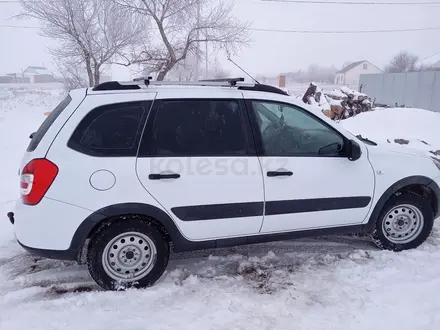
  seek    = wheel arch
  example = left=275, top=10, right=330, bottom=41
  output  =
left=364, top=175, right=440, bottom=232
left=70, top=203, right=186, bottom=262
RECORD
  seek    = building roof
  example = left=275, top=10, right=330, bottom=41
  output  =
left=23, top=66, right=53, bottom=76
left=431, top=60, right=440, bottom=69
left=336, top=60, right=366, bottom=74
left=28, top=66, right=47, bottom=70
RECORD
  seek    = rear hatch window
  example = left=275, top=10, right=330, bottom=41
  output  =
left=27, top=95, right=72, bottom=152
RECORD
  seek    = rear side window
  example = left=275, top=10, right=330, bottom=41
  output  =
left=27, top=95, right=72, bottom=152
left=140, top=99, right=247, bottom=156
left=67, top=101, right=150, bottom=157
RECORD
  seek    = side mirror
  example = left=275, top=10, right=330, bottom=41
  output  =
left=346, top=139, right=362, bottom=161
left=29, top=132, right=35, bottom=139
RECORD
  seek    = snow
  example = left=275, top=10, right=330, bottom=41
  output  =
left=343, top=107, right=440, bottom=159
left=325, top=89, right=346, bottom=99
left=1, top=84, right=440, bottom=330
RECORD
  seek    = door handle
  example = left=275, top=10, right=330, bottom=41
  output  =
left=149, top=173, right=181, bottom=180
left=267, top=171, right=293, bottom=177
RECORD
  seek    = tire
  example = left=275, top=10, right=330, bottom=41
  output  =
left=371, top=192, right=434, bottom=251
left=87, top=217, right=169, bottom=291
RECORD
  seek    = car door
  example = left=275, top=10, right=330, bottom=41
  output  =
left=245, top=94, right=375, bottom=234
left=135, top=90, right=265, bottom=241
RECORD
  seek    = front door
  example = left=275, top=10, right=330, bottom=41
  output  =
left=136, top=92, right=265, bottom=241
left=246, top=98, right=375, bottom=234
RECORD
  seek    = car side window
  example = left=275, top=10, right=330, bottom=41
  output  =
left=68, top=101, right=149, bottom=157
left=251, top=100, right=344, bottom=157
left=146, top=99, right=247, bottom=156
left=27, top=94, right=72, bottom=152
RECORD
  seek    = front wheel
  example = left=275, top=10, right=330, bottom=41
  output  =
left=371, top=192, right=434, bottom=251
left=87, top=217, right=170, bottom=291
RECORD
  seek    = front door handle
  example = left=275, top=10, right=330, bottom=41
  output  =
left=267, top=171, right=293, bottom=177
left=149, top=173, right=181, bottom=180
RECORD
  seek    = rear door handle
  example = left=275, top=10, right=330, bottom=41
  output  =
left=267, top=171, right=293, bottom=177
left=149, top=173, right=181, bottom=180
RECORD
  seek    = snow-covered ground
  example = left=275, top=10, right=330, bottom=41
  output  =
left=1, top=84, right=440, bottom=330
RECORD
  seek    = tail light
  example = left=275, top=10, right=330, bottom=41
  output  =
left=20, top=158, right=58, bottom=205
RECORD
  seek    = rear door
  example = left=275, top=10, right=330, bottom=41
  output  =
left=135, top=90, right=265, bottom=241
left=45, top=92, right=157, bottom=212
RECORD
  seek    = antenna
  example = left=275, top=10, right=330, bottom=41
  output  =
left=228, top=57, right=260, bottom=85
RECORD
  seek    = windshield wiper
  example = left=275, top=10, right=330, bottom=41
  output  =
left=356, top=134, right=377, bottom=146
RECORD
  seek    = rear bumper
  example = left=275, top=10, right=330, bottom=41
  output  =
left=9, top=197, right=92, bottom=262
left=6, top=211, right=79, bottom=261
left=17, top=239, right=78, bottom=261
left=6, top=210, right=80, bottom=262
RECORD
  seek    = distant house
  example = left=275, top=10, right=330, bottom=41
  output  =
left=334, top=60, right=382, bottom=86
left=0, top=73, right=30, bottom=83
left=23, top=66, right=56, bottom=83
left=430, top=60, right=440, bottom=70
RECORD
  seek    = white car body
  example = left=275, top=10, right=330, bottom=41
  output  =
left=8, top=79, right=440, bottom=262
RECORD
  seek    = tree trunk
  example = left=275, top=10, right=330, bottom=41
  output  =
left=156, top=68, right=170, bottom=81
left=93, top=64, right=100, bottom=85
left=85, top=56, right=94, bottom=87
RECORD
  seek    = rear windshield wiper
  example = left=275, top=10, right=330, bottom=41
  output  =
left=356, top=134, right=377, bottom=146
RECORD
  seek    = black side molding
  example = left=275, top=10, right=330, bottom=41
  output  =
left=266, top=197, right=371, bottom=216
left=171, top=196, right=371, bottom=221
left=171, top=202, right=264, bottom=221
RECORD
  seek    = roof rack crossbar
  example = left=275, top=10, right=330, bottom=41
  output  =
left=133, top=76, right=153, bottom=86
left=198, top=77, right=245, bottom=86
left=114, top=77, right=255, bottom=88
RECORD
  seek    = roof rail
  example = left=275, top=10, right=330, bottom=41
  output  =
left=91, top=77, right=289, bottom=96
left=92, top=77, right=254, bottom=91
left=238, top=84, right=289, bottom=96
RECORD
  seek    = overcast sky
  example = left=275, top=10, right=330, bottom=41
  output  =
left=0, top=0, right=439, bottom=79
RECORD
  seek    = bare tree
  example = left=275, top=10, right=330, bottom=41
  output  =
left=165, top=54, right=230, bottom=81
left=385, top=51, right=420, bottom=73
left=19, top=0, right=147, bottom=87
left=54, top=56, right=88, bottom=91
left=169, top=54, right=199, bottom=81
left=113, top=0, right=250, bottom=81
left=212, top=64, right=230, bottom=79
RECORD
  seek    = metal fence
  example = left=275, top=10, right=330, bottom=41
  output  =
left=359, top=71, right=440, bottom=112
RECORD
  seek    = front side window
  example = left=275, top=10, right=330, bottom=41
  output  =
left=147, top=99, right=247, bottom=156
left=251, top=100, right=344, bottom=157
left=68, top=101, right=149, bottom=156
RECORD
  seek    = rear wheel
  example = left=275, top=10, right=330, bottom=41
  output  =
left=371, top=192, right=434, bottom=251
left=87, top=217, right=169, bottom=290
